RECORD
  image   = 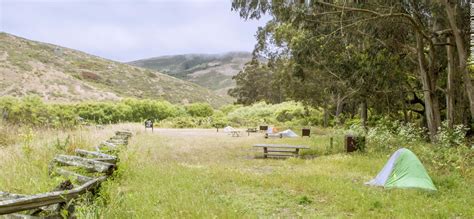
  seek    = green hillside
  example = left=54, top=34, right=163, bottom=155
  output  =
left=128, top=52, right=252, bottom=95
left=0, top=32, right=231, bottom=107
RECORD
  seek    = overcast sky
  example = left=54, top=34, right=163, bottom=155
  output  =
left=0, top=0, right=269, bottom=62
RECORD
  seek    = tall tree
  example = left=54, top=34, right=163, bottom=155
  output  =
left=232, top=0, right=471, bottom=141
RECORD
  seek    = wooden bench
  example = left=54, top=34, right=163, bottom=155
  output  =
left=265, top=133, right=283, bottom=138
left=253, top=144, right=310, bottom=158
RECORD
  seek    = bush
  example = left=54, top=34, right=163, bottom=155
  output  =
left=225, top=101, right=318, bottom=127
left=359, top=119, right=425, bottom=152
left=210, top=114, right=228, bottom=129
left=435, top=121, right=468, bottom=148
left=160, top=117, right=196, bottom=128
left=219, top=104, right=241, bottom=114
left=0, top=97, right=324, bottom=130
left=185, top=103, right=214, bottom=117
left=350, top=118, right=472, bottom=178
left=0, top=96, right=181, bottom=127
left=414, top=144, right=473, bottom=178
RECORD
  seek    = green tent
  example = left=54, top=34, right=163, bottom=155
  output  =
left=365, top=148, right=437, bottom=191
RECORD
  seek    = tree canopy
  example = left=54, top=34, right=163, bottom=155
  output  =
left=230, top=0, right=472, bottom=141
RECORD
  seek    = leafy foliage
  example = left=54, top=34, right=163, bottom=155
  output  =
left=231, top=0, right=473, bottom=141
left=185, top=103, right=214, bottom=117
left=0, top=96, right=328, bottom=129
left=435, top=121, right=469, bottom=148
left=0, top=96, right=182, bottom=127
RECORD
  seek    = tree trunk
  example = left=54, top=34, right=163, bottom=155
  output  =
left=335, top=94, right=344, bottom=125
left=360, top=100, right=368, bottom=129
left=416, top=33, right=441, bottom=141
left=446, top=36, right=456, bottom=128
left=443, top=1, right=474, bottom=121
left=323, top=106, right=329, bottom=127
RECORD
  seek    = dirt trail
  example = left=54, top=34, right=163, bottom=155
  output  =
left=146, top=128, right=261, bottom=138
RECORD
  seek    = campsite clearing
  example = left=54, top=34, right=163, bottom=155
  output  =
left=0, top=125, right=472, bottom=218
left=64, top=125, right=473, bottom=218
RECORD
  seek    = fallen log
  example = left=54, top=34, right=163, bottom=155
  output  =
left=0, top=176, right=107, bottom=215
left=99, top=141, right=117, bottom=149
left=52, top=168, right=93, bottom=185
left=0, top=193, right=26, bottom=202
left=96, top=142, right=117, bottom=152
left=1, top=213, right=42, bottom=218
left=106, top=139, right=127, bottom=143
left=109, top=136, right=127, bottom=140
left=75, top=149, right=117, bottom=164
left=52, top=155, right=115, bottom=175
left=115, top=131, right=132, bottom=138
left=106, top=142, right=127, bottom=146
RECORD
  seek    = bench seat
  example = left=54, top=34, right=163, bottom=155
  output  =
left=253, top=144, right=309, bottom=158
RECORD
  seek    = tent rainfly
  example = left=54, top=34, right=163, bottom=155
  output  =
left=365, top=148, right=437, bottom=191
left=223, top=126, right=235, bottom=133
left=278, top=129, right=298, bottom=137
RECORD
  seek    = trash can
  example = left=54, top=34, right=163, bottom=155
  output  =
left=302, top=128, right=311, bottom=137
left=345, top=134, right=365, bottom=152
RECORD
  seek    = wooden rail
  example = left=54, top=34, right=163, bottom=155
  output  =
left=0, top=176, right=107, bottom=215
left=0, top=130, right=132, bottom=216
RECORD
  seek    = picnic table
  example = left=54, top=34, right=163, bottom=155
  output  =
left=231, top=130, right=241, bottom=137
left=253, top=144, right=309, bottom=158
left=246, top=128, right=257, bottom=136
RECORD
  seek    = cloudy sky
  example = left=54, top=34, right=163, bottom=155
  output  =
left=0, top=0, right=269, bottom=62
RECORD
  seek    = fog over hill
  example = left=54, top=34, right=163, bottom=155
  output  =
left=128, top=52, right=253, bottom=95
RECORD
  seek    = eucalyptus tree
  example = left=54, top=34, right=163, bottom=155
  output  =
left=232, top=0, right=471, bottom=141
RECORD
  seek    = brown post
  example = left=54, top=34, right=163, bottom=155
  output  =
left=263, top=147, right=268, bottom=158
left=302, top=128, right=311, bottom=137
left=345, top=135, right=357, bottom=153
left=345, top=135, right=365, bottom=152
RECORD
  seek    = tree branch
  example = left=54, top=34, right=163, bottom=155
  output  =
left=312, top=1, right=431, bottom=40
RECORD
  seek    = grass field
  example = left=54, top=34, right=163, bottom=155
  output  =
left=1, top=124, right=473, bottom=218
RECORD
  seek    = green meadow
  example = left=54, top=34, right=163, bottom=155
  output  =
left=2, top=124, right=469, bottom=218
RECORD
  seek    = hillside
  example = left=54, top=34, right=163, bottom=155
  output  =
left=128, top=52, right=252, bottom=95
left=0, top=33, right=231, bottom=107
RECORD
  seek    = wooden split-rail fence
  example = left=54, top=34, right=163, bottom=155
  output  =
left=0, top=130, right=133, bottom=217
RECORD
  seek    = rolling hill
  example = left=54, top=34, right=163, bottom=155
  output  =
left=0, top=32, right=231, bottom=107
left=128, top=52, right=252, bottom=95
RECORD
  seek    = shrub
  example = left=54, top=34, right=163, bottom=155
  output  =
left=211, top=116, right=228, bottom=129
left=274, top=104, right=304, bottom=122
left=0, top=96, right=181, bottom=127
left=122, top=99, right=179, bottom=122
left=219, top=104, right=241, bottom=114
left=0, top=97, right=325, bottom=130
left=414, top=144, right=473, bottom=178
left=161, top=117, right=197, bottom=128
left=0, top=123, right=18, bottom=147
left=185, top=103, right=214, bottom=117
left=354, top=119, right=425, bottom=152
left=435, top=121, right=468, bottom=148
left=81, top=72, right=101, bottom=81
